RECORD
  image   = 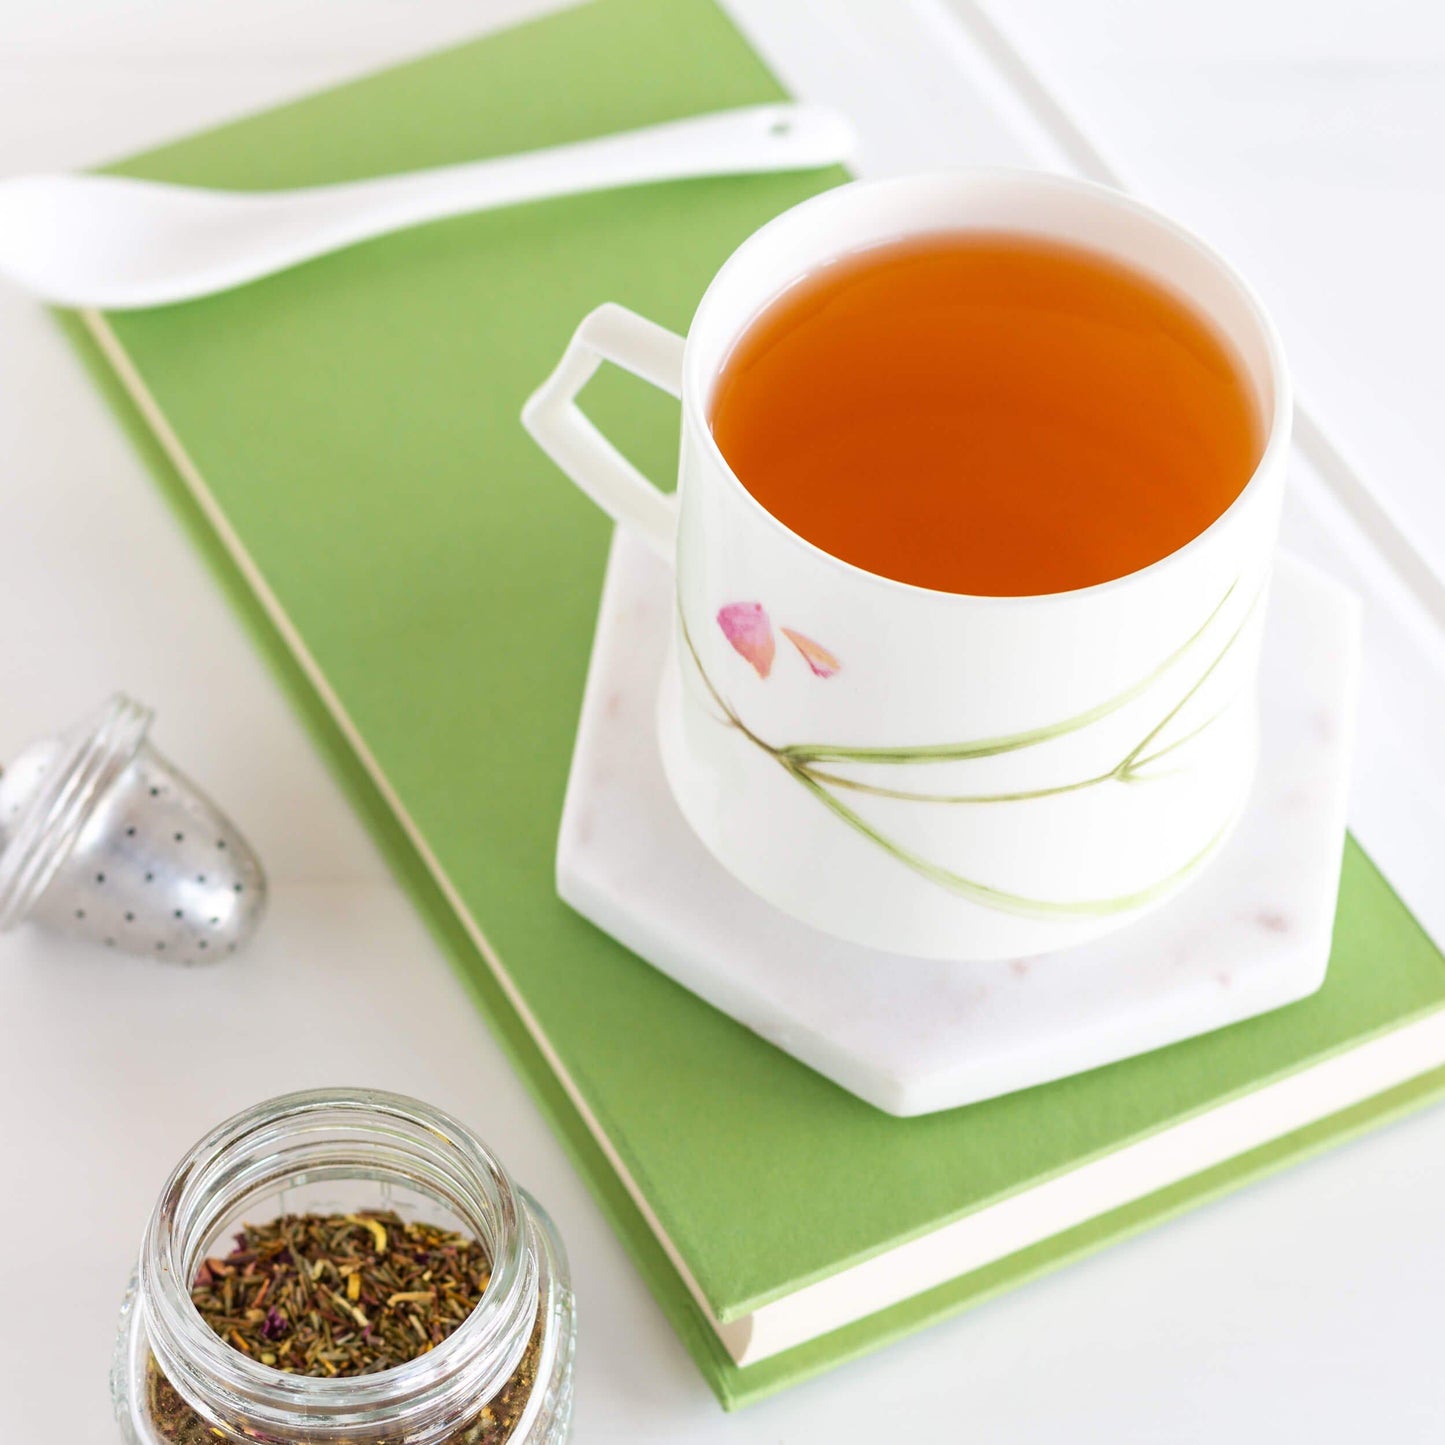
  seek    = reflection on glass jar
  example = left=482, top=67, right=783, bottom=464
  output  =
left=112, top=1088, right=575, bottom=1444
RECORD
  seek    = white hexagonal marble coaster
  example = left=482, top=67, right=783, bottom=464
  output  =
left=558, top=531, right=1360, bottom=1116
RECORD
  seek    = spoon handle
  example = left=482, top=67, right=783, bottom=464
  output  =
left=316, top=104, right=853, bottom=218
left=229, top=104, right=854, bottom=278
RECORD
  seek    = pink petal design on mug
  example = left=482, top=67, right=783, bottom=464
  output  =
left=717, top=602, right=775, bottom=678
left=782, top=628, right=841, bottom=678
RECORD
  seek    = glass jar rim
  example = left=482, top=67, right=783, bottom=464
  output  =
left=139, top=1087, right=539, bottom=1442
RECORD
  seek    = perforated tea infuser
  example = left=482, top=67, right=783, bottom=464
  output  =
left=0, top=695, right=265, bottom=961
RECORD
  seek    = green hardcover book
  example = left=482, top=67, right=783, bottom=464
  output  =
left=57, top=0, right=1445, bottom=1408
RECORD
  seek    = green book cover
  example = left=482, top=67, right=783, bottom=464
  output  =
left=56, top=0, right=1445, bottom=1409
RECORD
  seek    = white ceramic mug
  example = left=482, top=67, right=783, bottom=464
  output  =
left=523, top=170, right=1290, bottom=961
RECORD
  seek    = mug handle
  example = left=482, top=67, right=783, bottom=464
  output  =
left=522, top=302, right=685, bottom=562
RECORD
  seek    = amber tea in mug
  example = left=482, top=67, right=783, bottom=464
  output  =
left=709, top=232, right=1264, bottom=596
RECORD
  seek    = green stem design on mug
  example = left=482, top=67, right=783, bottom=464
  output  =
left=775, top=578, right=1237, bottom=768
left=786, top=759, right=1233, bottom=917
left=677, top=575, right=1258, bottom=918
left=799, top=589, right=1260, bottom=805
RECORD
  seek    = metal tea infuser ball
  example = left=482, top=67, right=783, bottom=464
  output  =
left=0, top=695, right=265, bottom=961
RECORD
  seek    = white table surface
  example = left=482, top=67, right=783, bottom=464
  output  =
left=2, top=1, right=1444, bottom=1440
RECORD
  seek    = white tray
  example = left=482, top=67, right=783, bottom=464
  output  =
left=727, top=0, right=1445, bottom=962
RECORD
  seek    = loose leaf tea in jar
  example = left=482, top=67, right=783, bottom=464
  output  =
left=145, top=1214, right=543, bottom=1444
left=113, top=1091, right=575, bottom=1445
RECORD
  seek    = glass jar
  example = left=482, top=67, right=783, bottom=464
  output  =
left=112, top=1088, right=575, bottom=1444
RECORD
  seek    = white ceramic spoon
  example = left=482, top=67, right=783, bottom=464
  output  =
left=0, top=104, right=853, bottom=310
